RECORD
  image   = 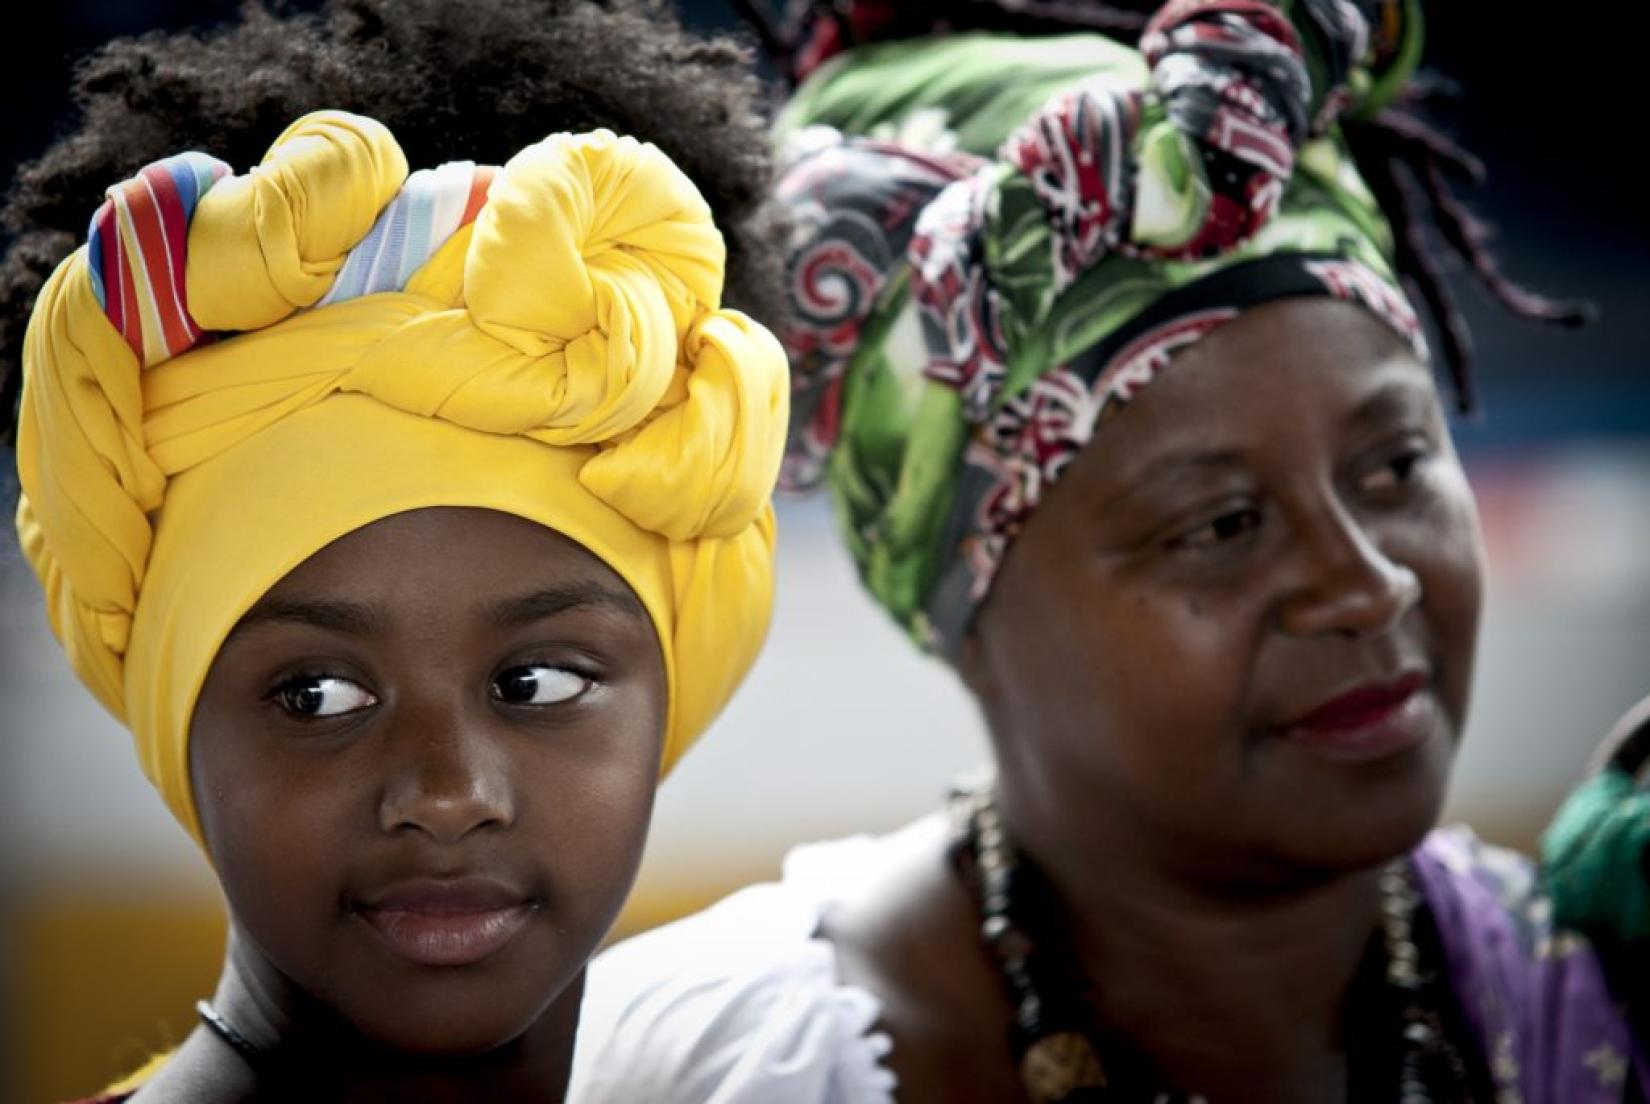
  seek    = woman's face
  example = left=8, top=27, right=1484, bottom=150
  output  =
left=968, top=298, right=1484, bottom=881
left=190, top=506, right=666, bottom=1054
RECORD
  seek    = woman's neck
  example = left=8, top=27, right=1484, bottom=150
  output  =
left=997, top=784, right=1389, bottom=1102
left=200, top=928, right=580, bottom=1104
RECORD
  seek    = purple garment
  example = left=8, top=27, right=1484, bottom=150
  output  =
left=1416, top=826, right=1649, bottom=1103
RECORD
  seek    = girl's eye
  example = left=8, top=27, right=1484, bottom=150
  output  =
left=272, top=676, right=377, bottom=718
left=1169, top=507, right=1263, bottom=552
left=492, top=665, right=591, bottom=706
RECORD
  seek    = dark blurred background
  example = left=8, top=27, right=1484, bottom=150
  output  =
left=4, top=3, right=1642, bottom=441
left=2, top=4, right=1646, bottom=1102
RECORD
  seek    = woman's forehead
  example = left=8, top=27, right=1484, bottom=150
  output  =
left=1177, top=297, right=1427, bottom=375
left=1075, top=299, right=1440, bottom=483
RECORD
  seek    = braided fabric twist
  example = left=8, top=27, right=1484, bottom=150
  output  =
left=910, top=0, right=1401, bottom=426
left=772, top=1, right=1423, bottom=653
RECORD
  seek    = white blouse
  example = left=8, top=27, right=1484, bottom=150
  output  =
left=568, top=835, right=900, bottom=1104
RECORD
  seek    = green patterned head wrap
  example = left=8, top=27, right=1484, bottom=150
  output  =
left=775, top=0, right=1429, bottom=655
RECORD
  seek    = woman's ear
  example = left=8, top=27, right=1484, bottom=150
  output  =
left=955, top=625, right=999, bottom=709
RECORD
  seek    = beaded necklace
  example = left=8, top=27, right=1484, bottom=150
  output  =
left=951, top=782, right=1479, bottom=1103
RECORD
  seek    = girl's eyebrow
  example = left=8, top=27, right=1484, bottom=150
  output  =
left=222, top=584, right=646, bottom=643
left=226, top=598, right=388, bottom=641
left=488, top=583, right=647, bottom=628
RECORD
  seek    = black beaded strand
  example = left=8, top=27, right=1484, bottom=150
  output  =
left=951, top=780, right=1477, bottom=1104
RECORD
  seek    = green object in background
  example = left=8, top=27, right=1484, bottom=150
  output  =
left=1542, top=766, right=1650, bottom=945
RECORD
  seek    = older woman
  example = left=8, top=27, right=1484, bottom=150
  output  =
left=570, top=3, right=1646, bottom=1102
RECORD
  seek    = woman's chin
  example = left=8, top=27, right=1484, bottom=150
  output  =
left=1238, top=725, right=1457, bottom=878
left=1281, top=762, right=1451, bottom=875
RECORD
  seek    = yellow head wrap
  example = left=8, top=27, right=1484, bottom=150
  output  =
left=15, top=111, right=788, bottom=843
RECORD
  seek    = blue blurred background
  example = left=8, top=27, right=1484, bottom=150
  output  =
left=1, top=3, right=1646, bottom=1101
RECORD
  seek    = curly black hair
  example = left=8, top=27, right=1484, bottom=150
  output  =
left=0, top=0, right=789, bottom=442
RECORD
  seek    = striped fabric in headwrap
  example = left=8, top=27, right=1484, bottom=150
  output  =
left=317, top=161, right=497, bottom=305
left=774, top=0, right=1427, bottom=654
left=16, top=111, right=788, bottom=843
left=88, top=152, right=231, bottom=364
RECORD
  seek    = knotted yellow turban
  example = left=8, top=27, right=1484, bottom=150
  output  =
left=15, top=111, right=788, bottom=843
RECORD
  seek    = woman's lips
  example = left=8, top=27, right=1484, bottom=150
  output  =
left=1276, top=671, right=1435, bottom=763
left=356, top=879, right=535, bottom=967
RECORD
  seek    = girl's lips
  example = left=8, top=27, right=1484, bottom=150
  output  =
left=1277, top=671, right=1435, bottom=763
left=355, top=878, right=535, bottom=967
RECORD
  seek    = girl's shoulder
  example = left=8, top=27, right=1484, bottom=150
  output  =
left=568, top=833, right=910, bottom=1104
left=62, top=1051, right=171, bottom=1104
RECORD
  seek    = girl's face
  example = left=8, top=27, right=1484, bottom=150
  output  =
left=967, top=298, right=1485, bottom=881
left=190, top=506, right=666, bottom=1054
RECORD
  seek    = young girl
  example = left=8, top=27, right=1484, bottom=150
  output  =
left=570, top=2, right=1648, bottom=1101
left=0, top=2, right=788, bottom=1099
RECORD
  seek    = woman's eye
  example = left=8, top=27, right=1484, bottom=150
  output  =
left=272, top=676, right=377, bottom=718
left=1170, top=507, right=1262, bottom=551
left=492, top=665, right=591, bottom=706
left=1359, top=447, right=1430, bottom=497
